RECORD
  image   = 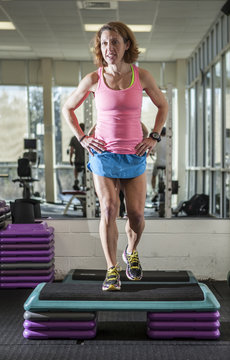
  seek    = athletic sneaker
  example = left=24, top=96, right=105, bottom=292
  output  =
left=102, top=265, right=121, bottom=291
left=122, top=246, right=143, bottom=280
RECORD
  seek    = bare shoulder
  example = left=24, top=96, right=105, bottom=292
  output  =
left=138, top=67, right=157, bottom=90
left=82, top=71, right=99, bottom=92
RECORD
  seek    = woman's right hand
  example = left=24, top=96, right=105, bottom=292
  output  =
left=80, top=135, right=106, bottom=155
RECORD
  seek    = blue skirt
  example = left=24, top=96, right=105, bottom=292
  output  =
left=87, top=150, right=146, bottom=179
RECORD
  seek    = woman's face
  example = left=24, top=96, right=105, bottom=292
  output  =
left=100, top=30, right=129, bottom=65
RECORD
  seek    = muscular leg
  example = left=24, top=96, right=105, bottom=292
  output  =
left=93, top=174, right=120, bottom=269
left=121, top=172, right=146, bottom=253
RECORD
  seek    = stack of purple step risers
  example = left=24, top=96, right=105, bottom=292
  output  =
left=147, top=311, right=220, bottom=339
left=23, top=311, right=98, bottom=340
left=0, top=221, right=55, bottom=288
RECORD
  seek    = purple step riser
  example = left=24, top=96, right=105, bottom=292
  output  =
left=147, top=329, right=220, bottom=339
left=0, top=235, right=54, bottom=243
left=0, top=279, right=54, bottom=288
left=147, top=311, right=220, bottom=321
left=147, top=320, right=220, bottom=330
left=0, top=241, right=54, bottom=250
left=23, top=320, right=97, bottom=330
left=0, top=266, right=54, bottom=275
left=0, top=271, right=55, bottom=282
left=0, top=247, right=54, bottom=256
left=23, top=329, right=97, bottom=339
left=0, top=254, right=54, bottom=262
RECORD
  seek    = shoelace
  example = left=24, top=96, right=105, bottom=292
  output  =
left=106, top=264, right=121, bottom=280
left=127, top=251, right=140, bottom=269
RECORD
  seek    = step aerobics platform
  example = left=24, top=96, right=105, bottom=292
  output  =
left=23, top=273, right=220, bottom=340
left=63, top=269, right=198, bottom=284
left=24, top=282, right=219, bottom=312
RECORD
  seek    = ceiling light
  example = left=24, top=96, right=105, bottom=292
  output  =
left=84, top=24, right=152, bottom=32
left=0, top=45, right=31, bottom=51
left=0, top=21, right=15, bottom=30
left=85, top=24, right=102, bottom=32
left=128, top=25, right=152, bottom=32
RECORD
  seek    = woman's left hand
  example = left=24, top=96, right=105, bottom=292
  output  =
left=135, top=137, right=157, bottom=157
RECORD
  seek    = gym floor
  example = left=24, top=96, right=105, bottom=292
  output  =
left=0, top=280, right=230, bottom=360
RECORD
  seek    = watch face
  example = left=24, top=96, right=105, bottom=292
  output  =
left=151, top=133, right=159, bottom=139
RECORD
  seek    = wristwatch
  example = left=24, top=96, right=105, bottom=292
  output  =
left=149, top=132, right=161, bottom=142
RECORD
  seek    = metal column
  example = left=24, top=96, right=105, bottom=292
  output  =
left=165, top=84, right=173, bottom=218
left=84, top=94, right=96, bottom=218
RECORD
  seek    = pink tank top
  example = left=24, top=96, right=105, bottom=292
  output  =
left=94, top=64, right=143, bottom=154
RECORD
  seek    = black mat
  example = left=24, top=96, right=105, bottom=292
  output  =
left=39, top=283, right=204, bottom=301
left=72, top=269, right=191, bottom=282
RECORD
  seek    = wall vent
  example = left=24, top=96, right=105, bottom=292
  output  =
left=77, top=1, right=117, bottom=10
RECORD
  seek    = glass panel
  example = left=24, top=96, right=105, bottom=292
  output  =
left=205, top=170, right=210, bottom=195
left=225, top=51, right=230, bottom=167
left=197, top=81, right=204, bottom=167
left=214, top=62, right=222, bottom=167
left=197, top=171, right=203, bottom=193
left=225, top=50, right=230, bottom=217
left=188, top=170, right=195, bottom=198
left=205, top=72, right=212, bottom=167
left=53, top=86, right=83, bottom=164
left=0, top=86, right=28, bottom=162
left=214, top=171, right=221, bottom=217
left=141, top=94, right=159, bottom=196
left=189, top=87, right=196, bottom=166
left=28, top=86, right=44, bottom=164
left=226, top=173, right=230, bottom=217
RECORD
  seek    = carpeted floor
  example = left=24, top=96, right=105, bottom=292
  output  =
left=0, top=281, right=230, bottom=360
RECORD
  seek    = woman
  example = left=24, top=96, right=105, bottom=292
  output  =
left=62, top=21, right=168, bottom=291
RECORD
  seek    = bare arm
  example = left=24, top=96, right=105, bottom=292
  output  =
left=135, top=68, right=168, bottom=156
left=62, top=72, right=106, bottom=155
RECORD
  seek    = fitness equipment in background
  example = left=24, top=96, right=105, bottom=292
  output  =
left=12, top=139, right=40, bottom=199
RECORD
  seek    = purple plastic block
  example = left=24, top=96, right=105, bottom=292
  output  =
left=0, top=247, right=54, bottom=256
left=23, top=328, right=97, bottom=339
left=23, top=320, right=97, bottom=330
left=0, top=260, right=54, bottom=269
left=147, top=320, right=220, bottom=331
left=0, top=280, right=54, bottom=288
left=0, top=235, right=54, bottom=243
left=0, top=266, right=54, bottom=276
left=147, top=328, right=220, bottom=339
left=147, top=311, right=220, bottom=321
left=0, top=253, right=54, bottom=263
left=0, top=241, right=54, bottom=250
left=0, top=271, right=54, bottom=283
left=0, top=223, right=54, bottom=238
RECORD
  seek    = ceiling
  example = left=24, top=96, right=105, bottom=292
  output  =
left=0, top=0, right=226, bottom=62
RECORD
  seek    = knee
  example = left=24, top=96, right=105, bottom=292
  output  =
left=101, top=200, right=118, bottom=223
left=127, top=209, right=144, bottom=226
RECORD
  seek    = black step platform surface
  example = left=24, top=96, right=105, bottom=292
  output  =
left=39, top=283, right=204, bottom=302
left=72, top=269, right=192, bottom=282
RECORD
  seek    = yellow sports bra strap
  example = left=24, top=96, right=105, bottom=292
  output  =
left=128, top=65, right=134, bottom=88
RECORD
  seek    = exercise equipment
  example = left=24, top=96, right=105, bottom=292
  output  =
left=61, top=190, right=86, bottom=216
left=23, top=277, right=220, bottom=340
left=0, top=222, right=55, bottom=288
left=63, top=269, right=198, bottom=284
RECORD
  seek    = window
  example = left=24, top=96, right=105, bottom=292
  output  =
left=53, top=86, right=84, bottom=199
left=214, top=62, right=222, bottom=167
left=0, top=86, right=27, bottom=162
left=0, top=85, right=44, bottom=200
